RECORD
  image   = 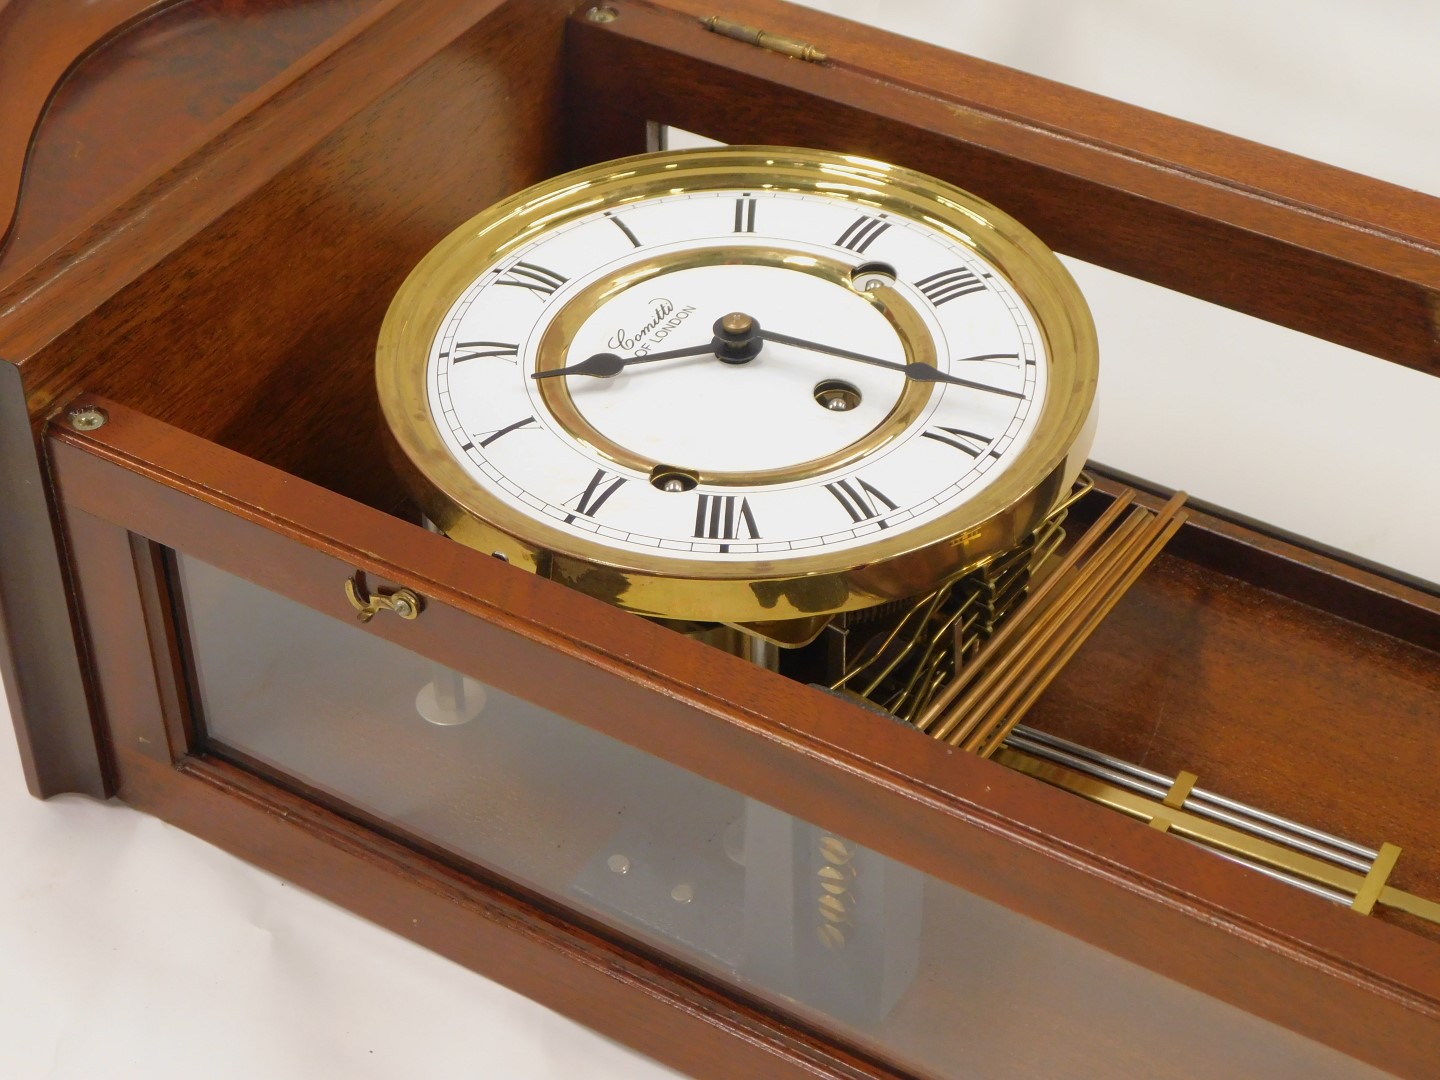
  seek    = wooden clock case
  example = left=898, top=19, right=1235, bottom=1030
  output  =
left=1, top=1, right=1437, bottom=1076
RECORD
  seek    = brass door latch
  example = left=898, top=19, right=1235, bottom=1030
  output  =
left=345, top=573, right=423, bottom=623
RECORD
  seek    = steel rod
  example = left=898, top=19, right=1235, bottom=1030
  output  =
left=1004, top=731, right=1375, bottom=872
left=1190, top=843, right=1355, bottom=905
left=1009, top=725, right=1379, bottom=863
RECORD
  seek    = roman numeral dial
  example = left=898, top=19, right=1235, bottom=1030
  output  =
left=497, top=261, right=567, bottom=296
left=565, top=469, right=626, bottom=522
left=476, top=416, right=536, bottom=448
left=921, top=427, right=996, bottom=457
left=835, top=214, right=891, bottom=253
left=915, top=266, right=986, bottom=306
left=826, top=479, right=899, bottom=526
left=605, top=211, right=641, bottom=248
left=694, top=494, right=760, bottom=543
left=733, top=195, right=757, bottom=233
left=410, top=172, right=1069, bottom=590
left=449, top=341, right=517, bottom=363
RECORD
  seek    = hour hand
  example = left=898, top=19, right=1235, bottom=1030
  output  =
left=531, top=341, right=719, bottom=379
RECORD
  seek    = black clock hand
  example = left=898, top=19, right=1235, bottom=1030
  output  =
left=760, top=328, right=1024, bottom=398
left=533, top=313, right=764, bottom=379
left=531, top=340, right=720, bottom=379
left=531, top=313, right=1021, bottom=398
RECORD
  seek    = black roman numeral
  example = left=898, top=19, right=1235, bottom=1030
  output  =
left=921, top=427, right=996, bottom=457
left=733, top=195, right=757, bottom=233
left=914, top=266, right=986, bottom=306
left=826, top=478, right=899, bottom=525
left=477, top=416, right=536, bottom=448
left=605, top=211, right=641, bottom=248
left=835, top=214, right=891, bottom=254
left=497, top=261, right=567, bottom=296
left=566, top=469, right=626, bottom=522
left=449, top=341, right=518, bottom=363
left=694, top=493, right=759, bottom=545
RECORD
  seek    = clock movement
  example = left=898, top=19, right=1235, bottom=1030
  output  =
left=1, top=2, right=1437, bottom=1078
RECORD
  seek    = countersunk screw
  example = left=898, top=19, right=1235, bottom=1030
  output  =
left=68, top=406, right=107, bottom=431
left=391, top=596, right=417, bottom=619
left=586, top=6, right=618, bottom=22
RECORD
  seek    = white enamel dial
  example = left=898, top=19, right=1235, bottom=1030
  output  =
left=425, top=188, right=1046, bottom=562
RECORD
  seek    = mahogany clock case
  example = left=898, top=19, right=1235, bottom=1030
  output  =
left=1, top=2, right=1437, bottom=1078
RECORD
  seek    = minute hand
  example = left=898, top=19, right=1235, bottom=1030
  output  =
left=760, top=330, right=1023, bottom=398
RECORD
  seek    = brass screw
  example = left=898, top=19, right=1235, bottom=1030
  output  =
left=586, top=5, right=618, bottom=22
left=68, top=406, right=107, bottom=431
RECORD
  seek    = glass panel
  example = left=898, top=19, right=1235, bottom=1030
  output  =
left=175, top=551, right=1383, bottom=1078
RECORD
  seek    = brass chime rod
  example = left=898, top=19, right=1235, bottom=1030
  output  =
left=939, top=506, right=1154, bottom=746
left=924, top=490, right=1186, bottom=748
left=969, top=494, right=1189, bottom=757
left=913, top=488, right=1137, bottom=733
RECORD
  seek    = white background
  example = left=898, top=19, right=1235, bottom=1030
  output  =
left=2, top=2, right=1436, bottom=1078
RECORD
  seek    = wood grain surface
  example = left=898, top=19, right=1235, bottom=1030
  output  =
left=46, top=397, right=1440, bottom=1078
left=0, top=0, right=384, bottom=276
left=569, top=1, right=1440, bottom=376
left=0, top=0, right=581, bottom=783
left=0, top=0, right=394, bottom=798
left=3, top=0, right=579, bottom=503
left=0, top=0, right=171, bottom=253
left=1026, top=546, right=1440, bottom=933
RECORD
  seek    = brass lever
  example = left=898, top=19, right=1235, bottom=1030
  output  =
left=345, top=574, right=422, bottom=624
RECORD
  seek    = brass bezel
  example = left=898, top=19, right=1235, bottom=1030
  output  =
left=377, top=146, right=1098, bottom=623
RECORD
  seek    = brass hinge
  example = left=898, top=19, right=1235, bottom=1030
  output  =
left=701, top=16, right=828, bottom=64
